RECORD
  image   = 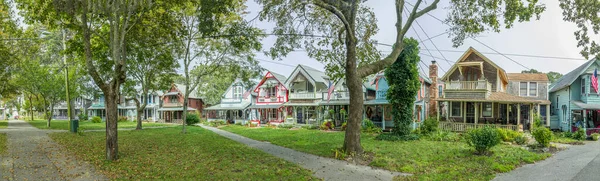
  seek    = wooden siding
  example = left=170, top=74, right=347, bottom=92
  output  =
left=506, top=81, right=549, bottom=100
left=445, top=54, right=500, bottom=92
left=549, top=87, right=573, bottom=132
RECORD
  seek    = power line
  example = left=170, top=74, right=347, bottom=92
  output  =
left=414, top=18, right=453, bottom=68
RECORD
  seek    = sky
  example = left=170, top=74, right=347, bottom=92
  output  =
left=243, top=0, right=589, bottom=79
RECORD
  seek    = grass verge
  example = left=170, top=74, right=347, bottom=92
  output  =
left=27, top=119, right=172, bottom=130
left=49, top=126, right=316, bottom=180
left=0, top=120, right=6, bottom=128
left=551, top=137, right=584, bottom=145
left=220, top=125, right=551, bottom=180
left=0, top=133, right=5, bottom=154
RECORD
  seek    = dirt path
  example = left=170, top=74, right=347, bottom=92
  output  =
left=0, top=119, right=106, bottom=181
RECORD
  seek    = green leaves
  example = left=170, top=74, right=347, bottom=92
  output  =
left=559, top=0, right=600, bottom=59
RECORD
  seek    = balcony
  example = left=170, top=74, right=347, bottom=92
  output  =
left=444, top=80, right=492, bottom=99
left=289, top=92, right=323, bottom=99
left=376, top=90, right=387, bottom=100
left=163, top=102, right=183, bottom=107
left=221, top=98, right=242, bottom=103
left=257, top=96, right=285, bottom=103
left=321, top=91, right=365, bottom=101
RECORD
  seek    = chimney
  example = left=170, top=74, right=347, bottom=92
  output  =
left=428, top=60, right=438, bottom=117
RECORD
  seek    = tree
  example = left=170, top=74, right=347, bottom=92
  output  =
left=385, top=38, right=420, bottom=136
left=258, top=0, right=545, bottom=155
left=547, top=71, right=563, bottom=84
left=522, top=69, right=540, bottom=73
left=174, top=0, right=263, bottom=133
left=559, top=0, right=600, bottom=59
left=196, top=64, right=262, bottom=105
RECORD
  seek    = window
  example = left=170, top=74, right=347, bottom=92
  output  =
left=582, top=77, right=586, bottom=94
left=269, top=108, right=278, bottom=119
left=233, top=86, right=242, bottom=99
left=519, top=82, right=528, bottom=96
left=482, top=103, right=492, bottom=117
left=438, top=85, right=443, bottom=97
left=451, top=102, right=462, bottom=117
left=529, top=82, right=537, bottom=96
left=268, top=87, right=277, bottom=97
left=170, top=96, right=177, bottom=103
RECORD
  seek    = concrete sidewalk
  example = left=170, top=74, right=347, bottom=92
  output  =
left=0, top=119, right=107, bottom=180
left=201, top=125, right=409, bottom=181
left=493, top=141, right=600, bottom=181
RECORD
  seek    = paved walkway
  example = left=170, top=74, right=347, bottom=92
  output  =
left=200, top=125, right=409, bottom=181
left=0, top=119, right=106, bottom=180
left=494, top=140, right=600, bottom=181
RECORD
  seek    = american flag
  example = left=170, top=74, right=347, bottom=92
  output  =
left=592, top=68, right=599, bottom=93
left=327, top=80, right=335, bottom=103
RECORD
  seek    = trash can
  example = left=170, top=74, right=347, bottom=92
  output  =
left=71, top=119, right=79, bottom=133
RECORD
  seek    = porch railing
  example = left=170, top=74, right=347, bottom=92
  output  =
left=439, top=122, right=518, bottom=132
left=290, top=92, right=322, bottom=99
left=163, top=102, right=183, bottom=107
left=445, top=80, right=492, bottom=91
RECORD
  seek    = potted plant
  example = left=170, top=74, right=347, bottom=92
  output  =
left=286, top=114, right=294, bottom=124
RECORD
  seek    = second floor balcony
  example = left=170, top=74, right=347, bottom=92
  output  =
left=163, top=102, right=184, bottom=107
left=443, top=80, right=492, bottom=99
left=376, top=90, right=387, bottom=100
left=321, top=91, right=365, bottom=101
left=290, top=92, right=323, bottom=99
left=221, top=97, right=243, bottom=103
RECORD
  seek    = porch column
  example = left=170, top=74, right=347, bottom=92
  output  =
left=474, top=103, right=479, bottom=124
left=445, top=101, right=449, bottom=121
left=537, top=104, right=541, bottom=117
left=463, top=102, right=466, bottom=123
left=437, top=102, right=440, bottom=122
left=583, top=109, right=587, bottom=133
left=506, top=104, right=510, bottom=124
left=546, top=104, right=550, bottom=127
left=530, top=103, right=534, bottom=129
left=382, top=106, right=386, bottom=130
left=517, top=104, right=521, bottom=131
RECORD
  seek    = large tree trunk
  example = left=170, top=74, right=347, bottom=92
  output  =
left=105, top=91, right=119, bottom=160
left=29, top=95, right=33, bottom=121
left=136, top=108, right=143, bottom=130
left=47, top=103, right=54, bottom=128
left=343, top=37, right=364, bottom=155
left=182, top=94, right=188, bottom=133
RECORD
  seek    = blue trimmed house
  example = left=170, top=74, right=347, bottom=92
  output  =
left=204, top=78, right=253, bottom=124
left=549, top=58, right=600, bottom=133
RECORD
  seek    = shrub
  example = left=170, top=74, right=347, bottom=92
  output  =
left=421, top=117, right=439, bottom=134
left=465, top=127, right=501, bottom=155
left=532, top=127, right=553, bottom=147
left=362, top=119, right=382, bottom=134
left=278, top=124, right=294, bottom=129
left=376, top=133, right=419, bottom=141
left=301, top=125, right=318, bottom=130
left=118, top=116, right=128, bottom=122
left=208, top=120, right=227, bottom=127
left=514, top=135, right=529, bottom=145
left=591, top=133, right=600, bottom=141
left=428, top=130, right=461, bottom=142
left=320, top=121, right=334, bottom=130
left=561, top=131, right=573, bottom=138
left=78, top=113, right=89, bottom=121
left=573, top=129, right=586, bottom=141
left=91, top=116, right=102, bottom=123
left=341, top=122, right=347, bottom=131
left=497, top=128, right=522, bottom=142
left=533, top=115, right=542, bottom=128
left=186, top=114, right=200, bottom=126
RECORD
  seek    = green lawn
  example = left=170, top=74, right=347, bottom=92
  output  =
left=27, top=119, right=172, bottom=130
left=0, top=120, right=6, bottom=128
left=551, top=137, right=584, bottom=145
left=0, top=133, right=6, bottom=154
left=49, top=126, right=316, bottom=180
left=221, top=126, right=551, bottom=180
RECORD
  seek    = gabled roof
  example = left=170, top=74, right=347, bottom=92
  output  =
left=171, top=83, right=202, bottom=99
left=222, top=78, right=245, bottom=98
left=253, top=70, right=288, bottom=92
left=549, top=58, right=597, bottom=92
left=440, top=47, right=508, bottom=84
left=507, top=73, right=549, bottom=82
left=270, top=71, right=288, bottom=84
left=284, top=64, right=329, bottom=87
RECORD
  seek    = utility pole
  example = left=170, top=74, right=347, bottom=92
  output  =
left=63, top=28, right=72, bottom=131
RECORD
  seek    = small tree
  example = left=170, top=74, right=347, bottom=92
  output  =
left=466, top=127, right=501, bottom=155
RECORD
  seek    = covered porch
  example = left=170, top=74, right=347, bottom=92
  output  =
left=204, top=103, right=250, bottom=124
left=437, top=92, right=550, bottom=132
left=570, top=101, right=600, bottom=135
left=157, top=107, right=196, bottom=124
left=283, top=102, right=320, bottom=125
left=247, top=104, right=285, bottom=125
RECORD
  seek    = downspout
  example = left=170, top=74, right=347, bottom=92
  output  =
left=569, top=87, right=572, bottom=132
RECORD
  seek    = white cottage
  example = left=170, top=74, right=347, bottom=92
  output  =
left=204, top=78, right=253, bottom=124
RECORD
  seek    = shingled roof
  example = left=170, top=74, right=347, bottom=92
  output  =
left=507, top=73, right=549, bottom=82
left=549, top=58, right=597, bottom=92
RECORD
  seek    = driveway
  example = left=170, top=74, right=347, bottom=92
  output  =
left=0, top=119, right=106, bottom=180
left=494, top=141, right=600, bottom=181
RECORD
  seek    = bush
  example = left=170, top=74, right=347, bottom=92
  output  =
left=591, top=133, right=600, bottom=141
left=91, top=116, right=102, bottom=123
left=497, top=128, right=522, bottom=142
left=208, top=120, right=227, bottom=127
left=561, top=131, right=573, bottom=138
left=186, top=114, right=200, bottom=126
left=428, top=130, right=461, bottom=142
left=362, top=119, right=382, bottom=134
left=78, top=113, right=88, bottom=121
left=514, top=135, right=529, bottom=145
left=376, top=133, right=419, bottom=141
left=278, top=124, right=294, bottom=129
left=533, top=115, right=542, bottom=128
left=573, top=129, right=586, bottom=141
left=118, top=116, right=128, bottom=122
left=301, top=125, right=318, bottom=130
left=421, top=117, right=439, bottom=134
left=320, top=121, right=334, bottom=130
left=532, top=127, right=553, bottom=147
left=341, top=122, right=347, bottom=131
left=465, top=127, right=501, bottom=155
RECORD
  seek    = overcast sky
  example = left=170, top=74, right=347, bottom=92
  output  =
left=244, top=0, right=588, bottom=79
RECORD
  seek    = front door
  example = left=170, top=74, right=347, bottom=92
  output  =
left=297, top=107, right=305, bottom=124
left=466, top=103, right=475, bottom=123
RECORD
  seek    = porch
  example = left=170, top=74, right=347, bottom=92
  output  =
left=157, top=107, right=196, bottom=124
left=570, top=101, right=600, bottom=135
left=439, top=122, right=519, bottom=132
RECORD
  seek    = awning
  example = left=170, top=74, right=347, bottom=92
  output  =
left=204, top=102, right=251, bottom=110
left=88, top=104, right=105, bottom=110
left=163, top=92, right=179, bottom=96
left=319, top=100, right=349, bottom=105
left=364, top=99, right=389, bottom=105
left=157, top=107, right=196, bottom=111
left=572, top=101, right=600, bottom=110
left=283, top=102, right=319, bottom=106
left=436, top=92, right=542, bottom=104
left=247, top=104, right=283, bottom=109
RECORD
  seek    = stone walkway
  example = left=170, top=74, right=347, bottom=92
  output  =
left=493, top=140, right=600, bottom=181
left=200, top=125, right=409, bottom=181
left=0, top=119, right=106, bottom=181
